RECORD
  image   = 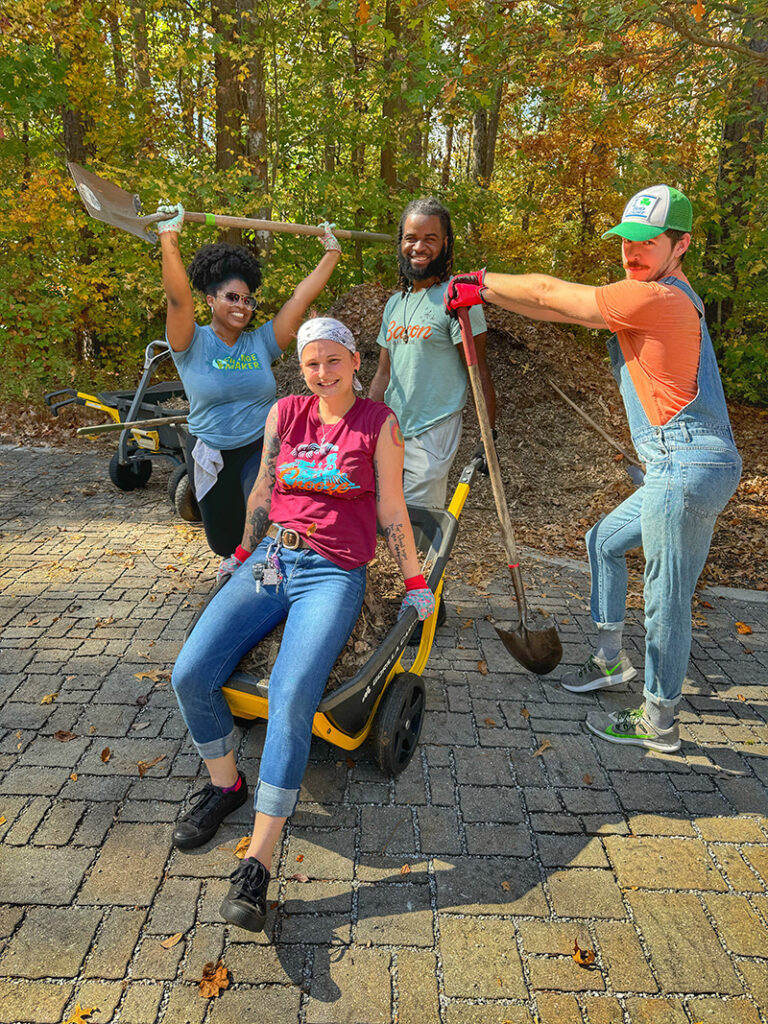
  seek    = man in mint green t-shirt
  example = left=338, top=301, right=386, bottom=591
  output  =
left=369, top=198, right=495, bottom=508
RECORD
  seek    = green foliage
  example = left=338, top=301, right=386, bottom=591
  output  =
left=0, top=0, right=766, bottom=406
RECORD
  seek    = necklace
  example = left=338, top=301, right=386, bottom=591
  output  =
left=401, top=283, right=434, bottom=343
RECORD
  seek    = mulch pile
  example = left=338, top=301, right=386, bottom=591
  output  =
left=4, top=282, right=766, bottom=597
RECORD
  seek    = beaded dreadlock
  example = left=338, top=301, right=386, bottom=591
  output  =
left=396, top=197, right=454, bottom=295
left=187, top=243, right=262, bottom=295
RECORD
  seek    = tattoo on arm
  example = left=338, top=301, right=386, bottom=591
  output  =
left=373, top=462, right=381, bottom=503
left=389, top=416, right=404, bottom=447
left=244, top=503, right=270, bottom=550
left=383, top=521, right=409, bottom=567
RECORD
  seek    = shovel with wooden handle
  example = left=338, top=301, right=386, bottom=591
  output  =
left=456, top=308, right=563, bottom=675
left=68, top=162, right=393, bottom=244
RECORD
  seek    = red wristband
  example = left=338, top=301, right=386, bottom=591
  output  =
left=405, top=574, right=427, bottom=591
left=234, top=545, right=251, bottom=563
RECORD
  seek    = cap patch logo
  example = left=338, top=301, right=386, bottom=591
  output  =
left=624, top=194, right=660, bottom=221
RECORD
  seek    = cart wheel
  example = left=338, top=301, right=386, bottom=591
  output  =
left=109, top=450, right=152, bottom=491
left=168, top=465, right=201, bottom=522
left=369, top=672, right=425, bottom=776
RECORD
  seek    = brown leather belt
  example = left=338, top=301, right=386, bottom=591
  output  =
left=266, top=524, right=310, bottom=550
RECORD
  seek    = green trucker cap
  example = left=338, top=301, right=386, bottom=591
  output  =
left=602, top=185, right=693, bottom=241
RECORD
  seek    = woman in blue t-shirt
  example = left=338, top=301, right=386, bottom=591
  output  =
left=156, top=202, right=342, bottom=574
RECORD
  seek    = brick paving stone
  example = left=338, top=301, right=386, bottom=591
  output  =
left=580, top=996, right=624, bottom=1023
left=738, top=962, right=768, bottom=1008
left=78, top=823, right=170, bottom=906
left=439, top=916, right=527, bottom=999
left=131, top=933, right=184, bottom=980
left=67, top=981, right=124, bottom=1024
left=285, top=828, right=356, bottom=879
left=74, top=803, right=118, bottom=846
left=628, top=891, right=742, bottom=994
left=712, top=845, right=765, bottom=891
left=306, top=947, right=391, bottom=1023
left=625, top=813, right=697, bottom=836
left=355, top=883, right=433, bottom=946
left=4, top=796, right=50, bottom=844
left=183, top=922, right=225, bottom=981
left=537, top=835, right=609, bottom=868
left=704, top=893, right=768, bottom=956
left=397, top=950, right=439, bottom=1024
left=83, top=908, right=145, bottom=979
left=360, top=806, right=416, bottom=854
left=464, top=822, right=533, bottom=857
left=32, top=800, right=87, bottom=846
left=225, top=942, right=304, bottom=983
left=605, top=835, right=729, bottom=890
left=417, top=806, right=463, bottom=854
left=0, top=980, right=73, bottom=1024
left=116, top=982, right=165, bottom=1024
left=0, top=766, right=71, bottom=797
left=517, top=920, right=591, bottom=955
left=547, top=868, right=626, bottom=919
left=458, top=784, right=524, bottom=823
left=623, top=996, right=688, bottom=1023
left=3, top=846, right=94, bottom=905
left=686, top=997, right=763, bottom=1024
left=280, top=909, right=352, bottom=944
left=0, top=906, right=102, bottom=979
left=209, top=987, right=303, bottom=1022
left=356, top=857, right=429, bottom=883
left=434, top=857, right=548, bottom=916
left=695, top=816, right=766, bottom=842
left=528, top=955, right=605, bottom=992
left=534, top=992, right=582, bottom=1024
left=146, top=877, right=201, bottom=935
left=593, top=921, right=657, bottom=993
left=158, top=983, right=208, bottom=1024
left=443, top=1006, right=533, bottom=1024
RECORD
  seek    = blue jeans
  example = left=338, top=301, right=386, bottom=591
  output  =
left=586, top=434, right=740, bottom=706
left=172, top=537, right=366, bottom=816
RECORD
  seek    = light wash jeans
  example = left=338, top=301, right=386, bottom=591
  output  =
left=172, top=536, right=366, bottom=816
left=586, top=433, right=741, bottom=707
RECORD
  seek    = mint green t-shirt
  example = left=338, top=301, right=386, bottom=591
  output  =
left=376, top=281, right=487, bottom=438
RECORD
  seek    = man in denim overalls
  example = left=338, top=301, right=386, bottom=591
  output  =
left=444, top=185, right=742, bottom=753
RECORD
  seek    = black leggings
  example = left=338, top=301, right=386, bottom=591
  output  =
left=185, top=433, right=264, bottom=557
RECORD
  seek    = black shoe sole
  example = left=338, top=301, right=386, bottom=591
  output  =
left=220, top=897, right=266, bottom=932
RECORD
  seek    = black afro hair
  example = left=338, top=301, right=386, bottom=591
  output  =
left=187, top=243, right=262, bottom=295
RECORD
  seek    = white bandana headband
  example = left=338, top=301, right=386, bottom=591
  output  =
left=296, top=317, right=363, bottom=392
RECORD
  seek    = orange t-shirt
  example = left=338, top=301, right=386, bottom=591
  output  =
left=595, top=273, right=701, bottom=426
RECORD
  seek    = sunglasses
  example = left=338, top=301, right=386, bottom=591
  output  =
left=219, top=291, right=258, bottom=310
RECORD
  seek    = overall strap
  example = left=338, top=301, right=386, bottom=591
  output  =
left=659, top=275, right=705, bottom=318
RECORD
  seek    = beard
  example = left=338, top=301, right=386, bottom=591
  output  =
left=398, top=247, right=449, bottom=283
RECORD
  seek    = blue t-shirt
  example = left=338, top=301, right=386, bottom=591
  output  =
left=170, top=321, right=282, bottom=449
left=376, top=281, right=487, bottom=438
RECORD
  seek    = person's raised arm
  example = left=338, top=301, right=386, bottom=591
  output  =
left=373, top=414, right=435, bottom=621
left=445, top=270, right=608, bottom=330
left=271, top=224, right=342, bottom=350
left=368, top=347, right=391, bottom=403
left=157, top=204, right=196, bottom=352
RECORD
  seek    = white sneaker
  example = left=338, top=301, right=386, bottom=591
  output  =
left=561, top=651, right=637, bottom=693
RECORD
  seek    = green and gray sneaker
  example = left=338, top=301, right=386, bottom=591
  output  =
left=560, top=651, right=637, bottom=693
left=585, top=705, right=680, bottom=753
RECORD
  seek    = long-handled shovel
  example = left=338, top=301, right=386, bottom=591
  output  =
left=456, top=308, right=562, bottom=675
left=68, top=162, right=393, bottom=245
left=77, top=414, right=188, bottom=437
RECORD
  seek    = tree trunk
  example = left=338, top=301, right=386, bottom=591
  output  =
left=441, top=124, right=454, bottom=187
left=472, top=107, right=489, bottom=183
left=485, top=81, right=502, bottom=180
left=129, top=0, right=150, bottom=91
left=379, top=0, right=400, bottom=193
left=212, top=0, right=245, bottom=244
left=107, top=9, right=126, bottom=90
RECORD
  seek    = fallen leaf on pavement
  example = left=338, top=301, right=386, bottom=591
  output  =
left=54, top=730, right=78, bottom=742
left=198, top=960, right=229, bottom=998
left=160, top=932, right=184, bottom=949
left=100, top=747, right=111, bottom=763
left=40, top=692, right=58, bottom=705
left=501, top=880, right=511, bottom=891
left=400, top=864, right=411, bottom=875
left=134, top=669, right=172, bottom=682
left=583, top=774, right=593, bottom=785
left=63, top=1006, right=97, bottom=1024
left=738, top=694, right=747, bottom=702
left=736, top=622, right=753, bottom=635
left=234, top=836, right=250, bottom=859
left=698, top=600, right=713, bottom=609
left=296, top=854, right=305, bottom=862
left=137, top=754, right=166, bottom=777
left=520, top=708, right=530, bottom=719
left=477, top=660, right=488, bottom=674
left=484, top=717, right=497, bottom=727
left=0, top=816, right=6, bottom=826
left=532, top=740, right=552, bottom=757
left=290, top=873, right=310, bottom=883
left=572, top=939, right=595, bottom=967
left=69, top=773, right=78, bottom=781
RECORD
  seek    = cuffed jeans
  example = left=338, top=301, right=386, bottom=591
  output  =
left=586, top=433, right=740, bottom=706
left=172, top=538, right=366, bottom=816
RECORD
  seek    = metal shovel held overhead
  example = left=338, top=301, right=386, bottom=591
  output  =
left=456, top=308, right=562, bottom=675
left=67, top=162, right=393, bottom=244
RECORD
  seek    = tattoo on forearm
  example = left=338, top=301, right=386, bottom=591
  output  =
left=383, top=521, right=409, bottom=566
left=244, top=504, right=270, bottom=549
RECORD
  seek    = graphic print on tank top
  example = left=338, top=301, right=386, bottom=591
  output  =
left=277, top=441, right=361, bottom=496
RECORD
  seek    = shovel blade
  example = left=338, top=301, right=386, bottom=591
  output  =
left=494, top=622, right=563, bottom=676
left=68, top=162, right=157, bottom=243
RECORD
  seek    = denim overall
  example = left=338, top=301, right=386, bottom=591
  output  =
left=586, top=277, right=741, bottom=707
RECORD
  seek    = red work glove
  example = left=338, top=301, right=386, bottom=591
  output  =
left=444, top=270, right=487, bottom=318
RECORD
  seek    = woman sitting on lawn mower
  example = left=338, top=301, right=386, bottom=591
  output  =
left=155, top=202, right=342, bottom=572
left=170, top=317, right=435, bottom=934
